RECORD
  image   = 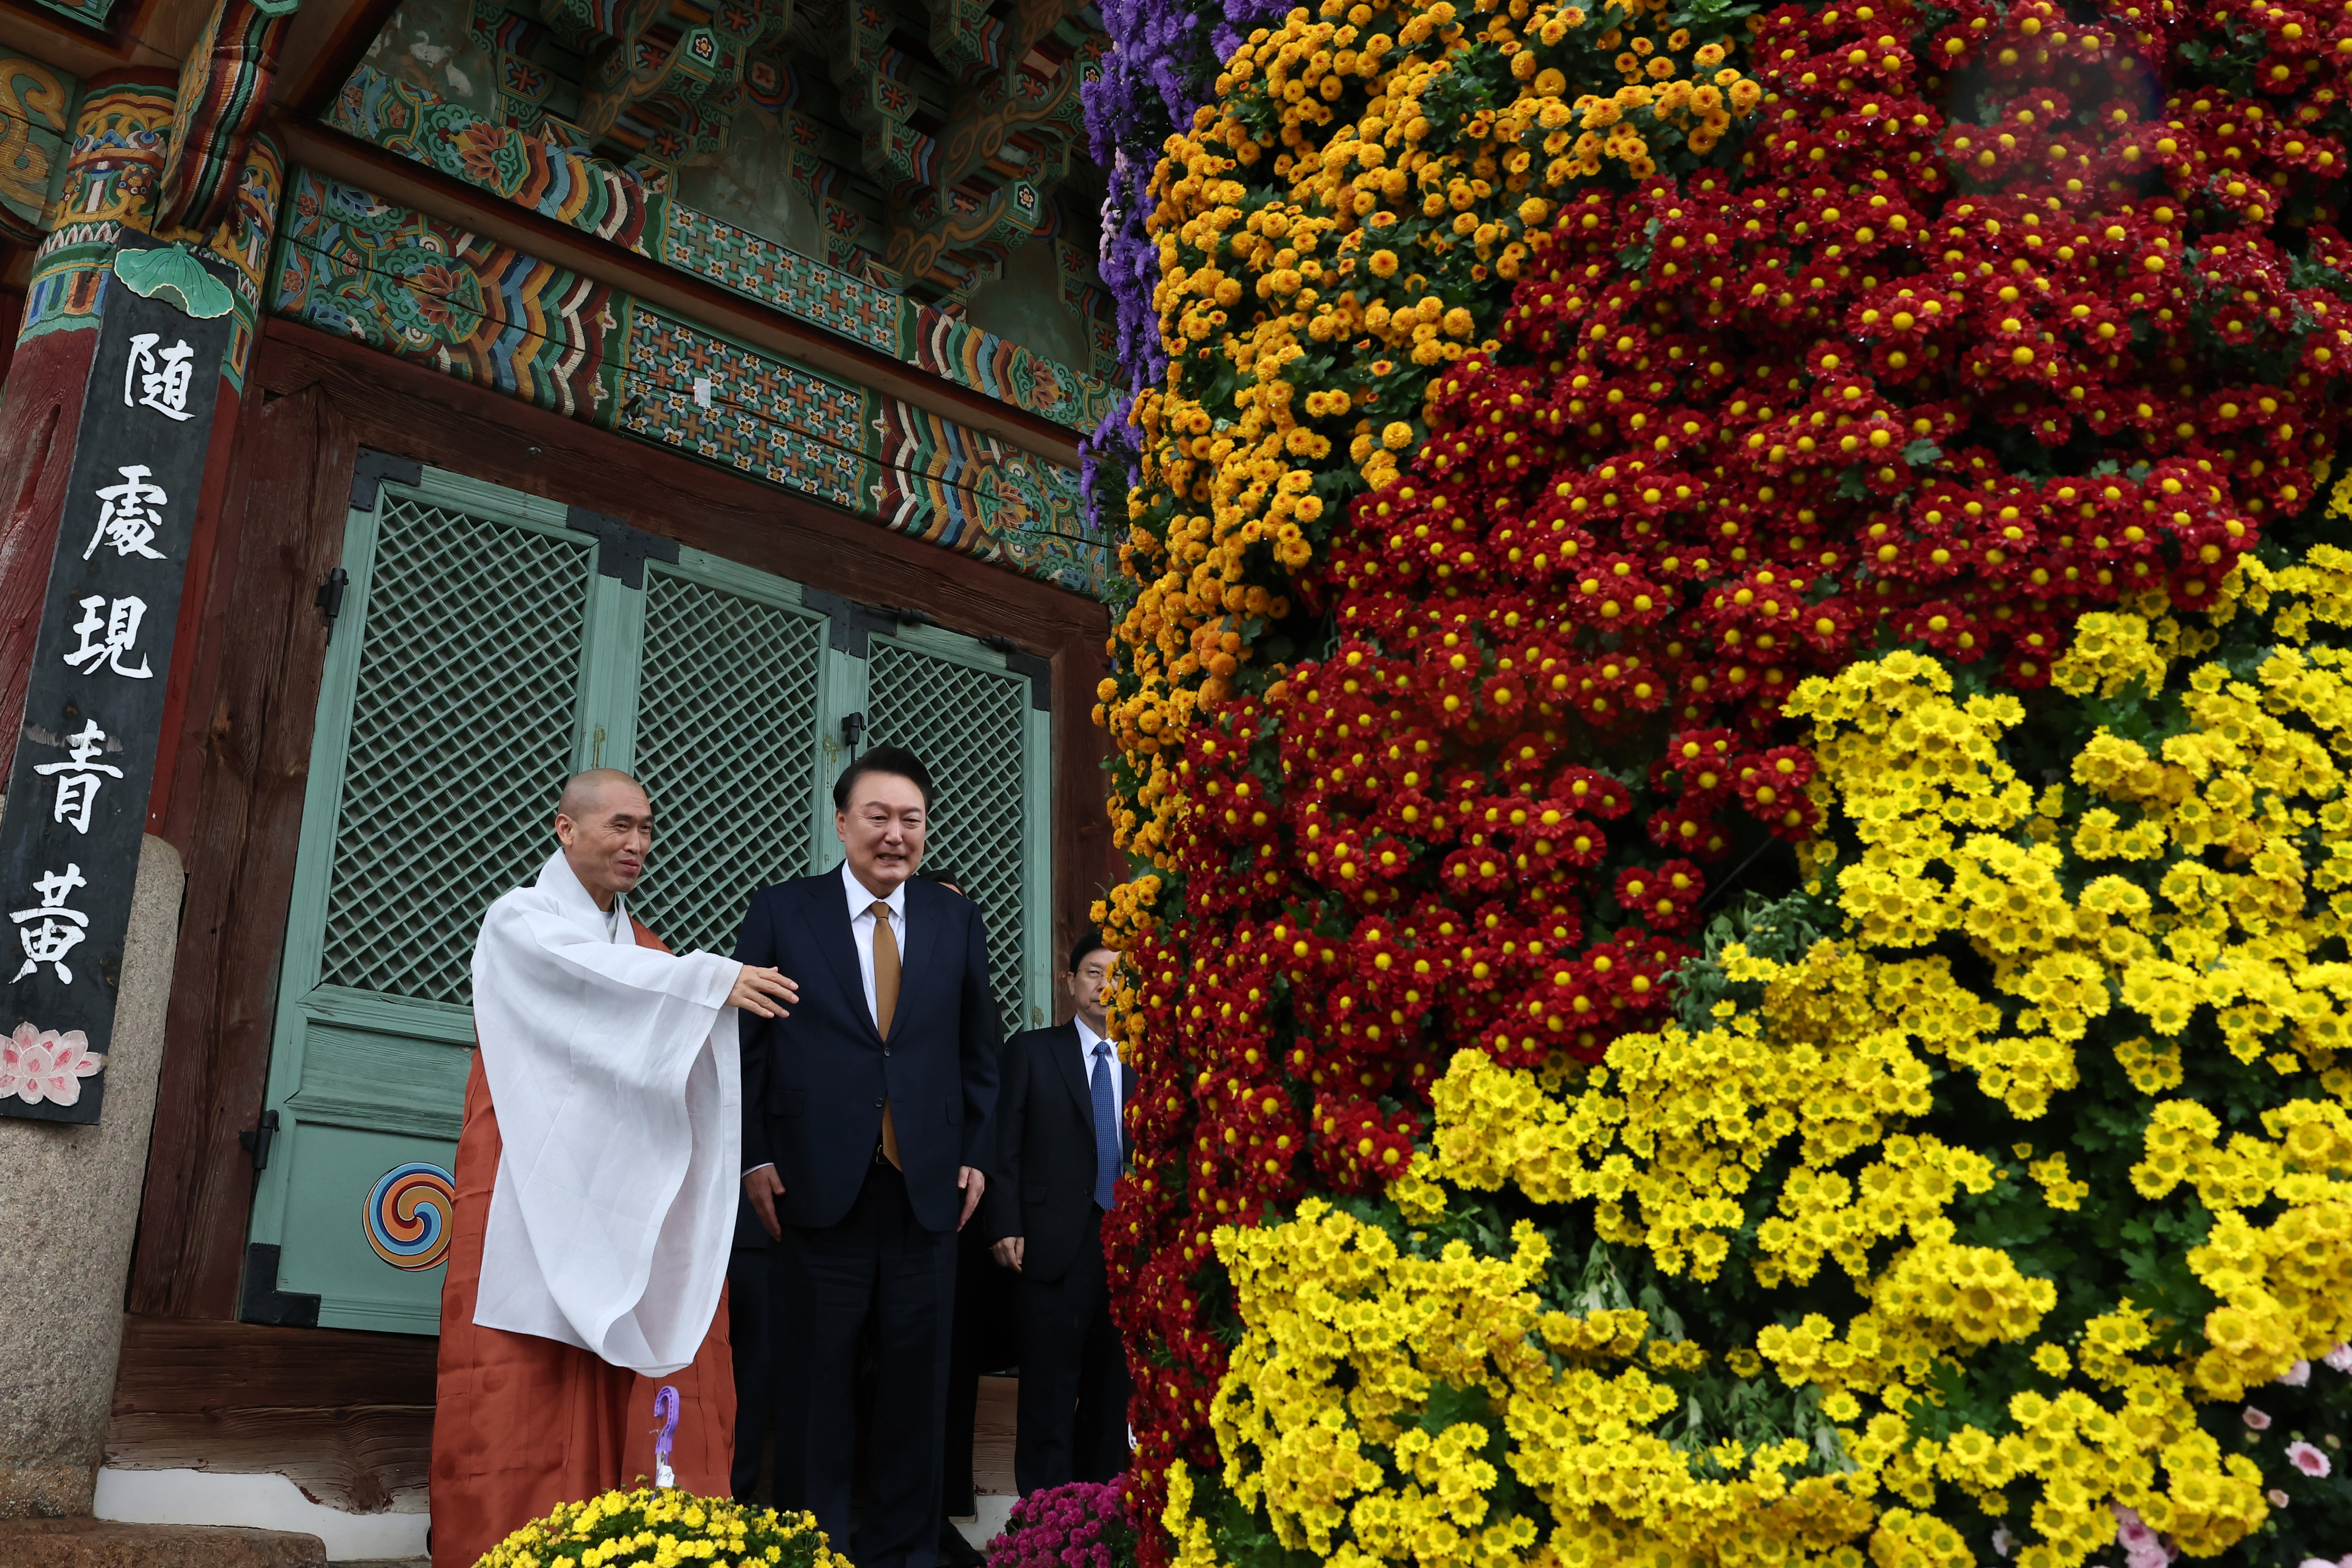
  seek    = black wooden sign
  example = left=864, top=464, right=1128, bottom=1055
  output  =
left=0, top=235, right=236, bottom=1124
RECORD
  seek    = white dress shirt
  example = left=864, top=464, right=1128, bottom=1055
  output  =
left=744, top=864, right=910, bottom=1180
left=843, top=858, right=908, bottom=1029
left=1077, top=1014, right=1120, bottom=1155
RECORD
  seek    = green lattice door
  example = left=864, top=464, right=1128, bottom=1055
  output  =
left=243, top=463, right=1052, bottom=1333
left=628, top=562, right=829, bottom=957
left=863, top=631, right=1053, bottom=1034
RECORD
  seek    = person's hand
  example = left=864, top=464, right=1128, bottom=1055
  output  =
left=729, top=965, right=799, bottom=1018
left=743, top=1165, right=785, bottom=1241
left=957, top=1166, right=986, bottom=1231
left=991, top=1235, right=1024, bottom=1272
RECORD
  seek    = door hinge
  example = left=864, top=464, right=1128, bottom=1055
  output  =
left=841, top=711, right=867, bottom=755
left=349, top=447, right=422, bottom=511
left=801, top=587, right=900, bottom=656
left=238, top=1109, right=280, bottom=1172
left=239, top=1243, right=321, bottom=1328
left=315, top=567, right=349, bottom=642
left=567, top=506, right=681, bottom=589
left=981, top=635, right=1053, bottom=711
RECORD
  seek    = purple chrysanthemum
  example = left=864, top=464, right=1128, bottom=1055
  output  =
left=1076, top=0, right=1292, bottom=547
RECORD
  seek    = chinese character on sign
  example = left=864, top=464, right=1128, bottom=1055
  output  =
left=31, top=721, right=123, bottom=834
left=124, top=333, right=196, bottom=422
left=61, top=594, right=153, bottom=678
left=83, top=464, right=170, bottom=562
left=11, top=862, right=89, bottom=984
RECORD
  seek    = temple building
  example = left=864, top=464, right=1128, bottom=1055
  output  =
left=0, top=0, right=1116, bottom=1552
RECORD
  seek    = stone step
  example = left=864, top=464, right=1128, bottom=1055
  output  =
left=0, top=1518, right=326, bottom=1568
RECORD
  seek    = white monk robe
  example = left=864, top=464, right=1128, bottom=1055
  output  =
left=470, top=848, right=741, bottom=1369
left=430, top=850, right=741, bottom=1568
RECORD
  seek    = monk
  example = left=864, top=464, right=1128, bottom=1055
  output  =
left=431, top=768, right=800, bottom=1568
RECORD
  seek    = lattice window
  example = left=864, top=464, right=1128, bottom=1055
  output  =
left=318, top=497, right=594, bottom=1004
left=630, top=571, right=826, bottom=957
left=864, top=641, right=1030, bottom=1030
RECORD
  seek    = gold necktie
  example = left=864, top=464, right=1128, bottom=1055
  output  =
left=871, top=900, right=901, bottom=1169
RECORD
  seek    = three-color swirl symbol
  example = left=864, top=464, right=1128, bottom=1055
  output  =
left=364, top=1162, right=456, bottom=1270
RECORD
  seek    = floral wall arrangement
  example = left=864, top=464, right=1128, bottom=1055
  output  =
left=1080, top=0, right=2352, bottom=1555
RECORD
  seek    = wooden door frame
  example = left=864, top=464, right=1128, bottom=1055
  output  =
left=129, top=316, right=1117, bottom=1320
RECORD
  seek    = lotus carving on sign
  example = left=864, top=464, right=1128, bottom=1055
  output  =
left=0, top=1021, right=106, bottom=1106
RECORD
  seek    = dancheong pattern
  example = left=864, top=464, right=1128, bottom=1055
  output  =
left=328, top=66, right=656, bottom=253
left=276, top=170, right=624, bottom=423
left=268, top=178, right=1113, bottom=599
left=906, top=300, right=1118, bottom=436
left=25, top=79, right=285, bottom=388
left=663, top=205, right=898, bottom=355
left=619, top=310, right=869, bottom=510
left=322, top=63, right=1117, bottom=433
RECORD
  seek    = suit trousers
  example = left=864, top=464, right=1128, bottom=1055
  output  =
left=940, top=1218, right=1013, bottom=1517
left=1013, top=1209, right=1131, bottom=1495
left=774, top=1157, right=957, bottom=1568
left=727, top=1241, right=775, bottom=1500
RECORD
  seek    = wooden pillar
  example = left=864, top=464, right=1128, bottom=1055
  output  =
left=0, top=76, right=173, bottom=779
left=0, top=69, right=285, bottom=785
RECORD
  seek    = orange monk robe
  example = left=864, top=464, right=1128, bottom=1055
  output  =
left=430, top=919, right=736, bottom=1568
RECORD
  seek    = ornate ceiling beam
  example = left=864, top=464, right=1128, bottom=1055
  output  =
left=884, top=171, right=1051, bottom=295
left=540, top=0, right=793, bottom=166
left=273, top=0, right=405, bottom=114
left=272, top=105, right=1085, bottom=464
left=929, top=24, right=1089, bottom=193
left=156, top=0, right=300, bottom=233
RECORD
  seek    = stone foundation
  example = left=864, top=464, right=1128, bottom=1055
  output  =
left=0, top=833, right=187, bottom=1517
left=0, top=1517, right=326, bottom=1567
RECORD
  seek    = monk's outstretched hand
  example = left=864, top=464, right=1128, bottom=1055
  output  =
left=729, top=964, right=799, bottom=1018
left=744, top=1165, right=786, bottom=1240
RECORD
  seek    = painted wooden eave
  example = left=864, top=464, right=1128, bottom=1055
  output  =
left=0, top=0, right=195, bottom=79
left=270, top=0, right=401, bottom=115
left=270, top=109, right=1088, bottom=470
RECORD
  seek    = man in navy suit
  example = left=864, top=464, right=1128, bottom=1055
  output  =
left=735, top=745, right=998, bottom=1568
left=984, top=931, right=1132, bottom=1493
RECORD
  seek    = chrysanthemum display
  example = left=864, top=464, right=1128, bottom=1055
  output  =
left=1080, top=0, right=2352, bottom=1553
left=470, top=1489, right=841, bottom=1568
left=985, top=1480, right=1142, bottom=1568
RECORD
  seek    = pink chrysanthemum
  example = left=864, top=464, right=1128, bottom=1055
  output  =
left=985, top=1481, right=1137, bottom=1568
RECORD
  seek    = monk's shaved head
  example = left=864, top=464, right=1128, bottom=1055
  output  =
left=557, top=768, right=650, bottom=821
left=555, top=770, right=653, bottom=909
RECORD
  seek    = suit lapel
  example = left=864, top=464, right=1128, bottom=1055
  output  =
left=1054, top=1021, right=1093, bottom=1125
left=796, top=873, right=876, bottom=1041
left=890, top=880, right=941, bottom=1042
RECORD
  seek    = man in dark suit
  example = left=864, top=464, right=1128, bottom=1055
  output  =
left=918, top=866, right=1003, bottom=1568
left=735, top=745, right=999, bottom=1568
left=984, top=932, right=1132, bottom=1494
left=726, top=1144, right=779, bottom=1503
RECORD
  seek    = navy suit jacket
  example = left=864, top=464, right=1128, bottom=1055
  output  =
left=982, top=1022, right=1138, bottom=1282
left=734, top=870, right=1000, bottom=1234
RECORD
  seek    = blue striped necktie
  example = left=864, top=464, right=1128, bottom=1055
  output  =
left=1090, top=1039, right=1119, bottom=1210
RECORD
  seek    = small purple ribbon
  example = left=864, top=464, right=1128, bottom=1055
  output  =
left=653, top=1384, right=680, bottom=1488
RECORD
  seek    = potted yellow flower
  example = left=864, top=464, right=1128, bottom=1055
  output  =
left=473, top=1487, right=844, bottom=1568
